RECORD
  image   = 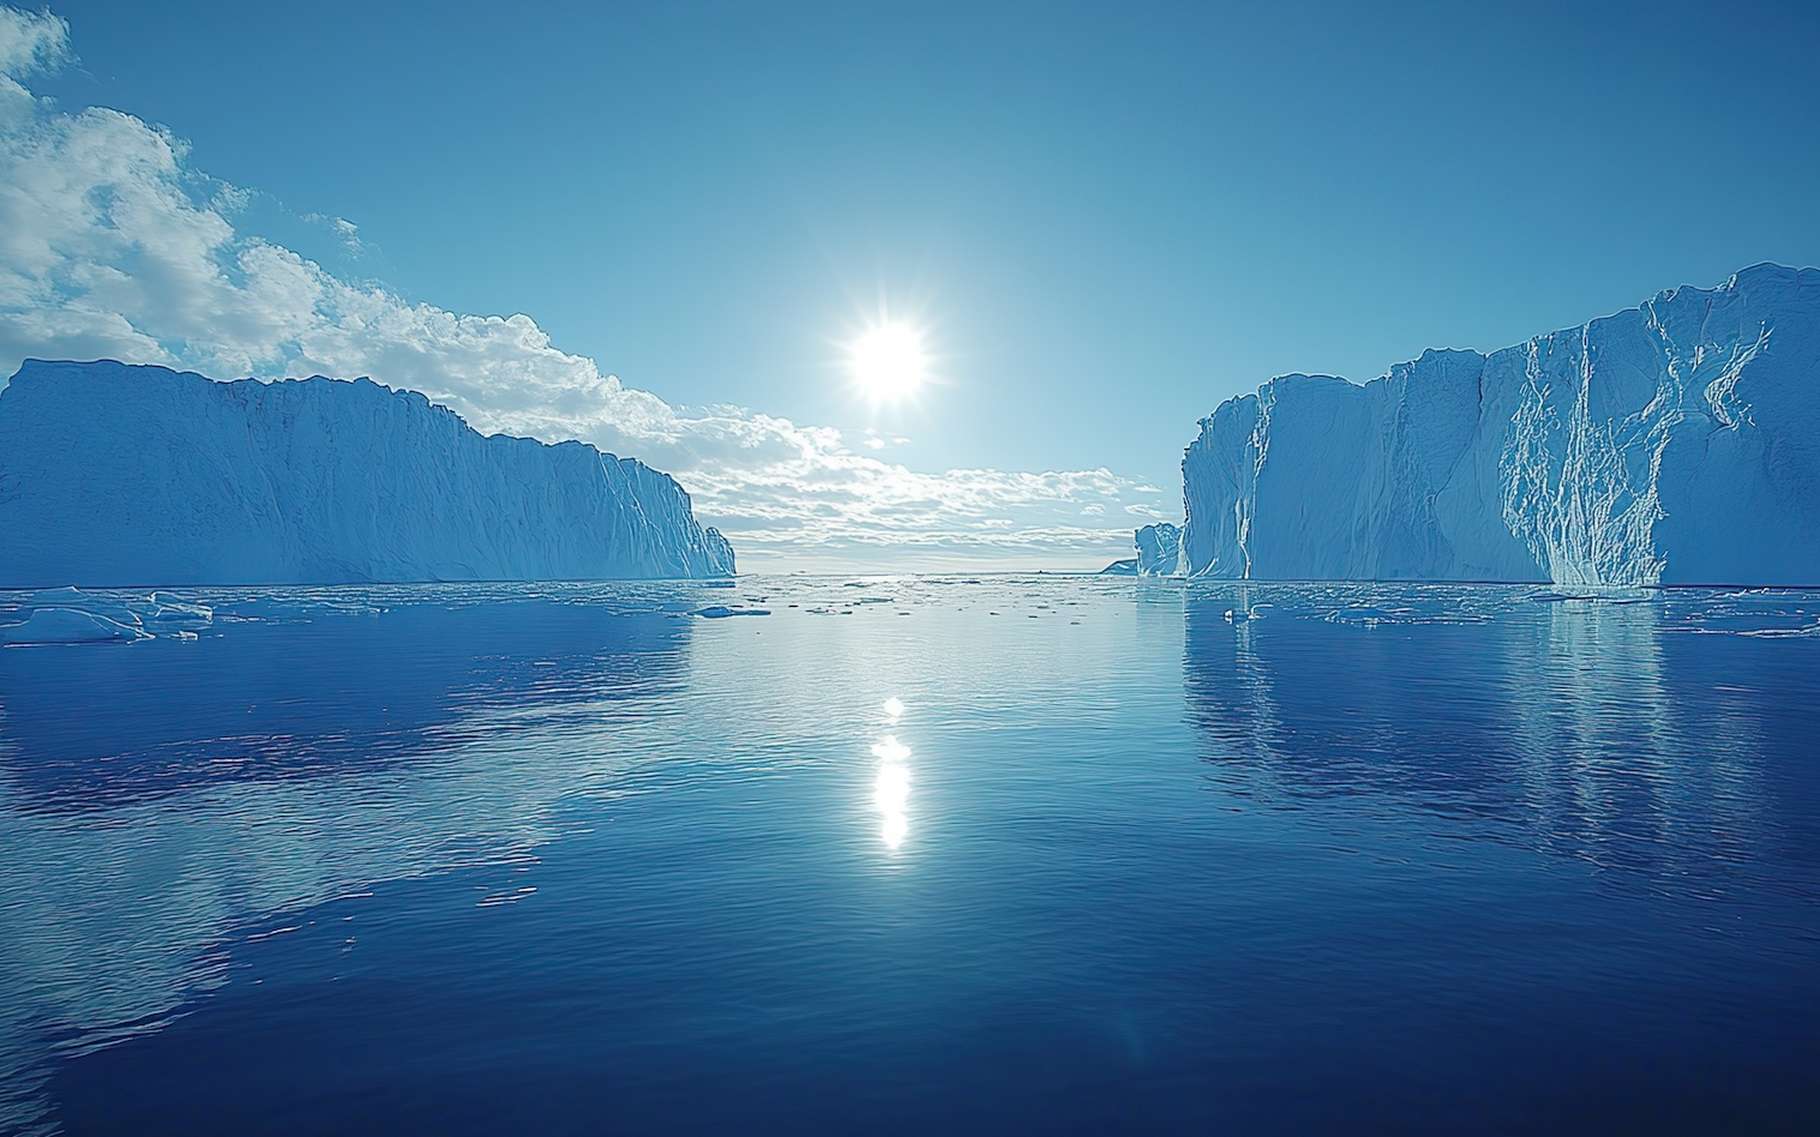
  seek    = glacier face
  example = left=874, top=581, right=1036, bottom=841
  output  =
left=1182, top=264, right=1820, bottom=585
left=0, top=360, right=735, bottom=586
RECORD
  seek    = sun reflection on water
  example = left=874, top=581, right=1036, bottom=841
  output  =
left=871, top=698, right=912, bottom=849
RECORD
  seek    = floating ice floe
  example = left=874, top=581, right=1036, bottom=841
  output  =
left=0, top=607, right=151, bottom=646
left=1738, top=622, right=1820, bottom=638
left=24, top=586, right=144, bottom=628
left=137, top=594, right=215, bottom=630
left=0, top=584, right=217, bottom=645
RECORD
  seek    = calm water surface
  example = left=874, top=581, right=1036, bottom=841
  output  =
left=1, top=576, right=1817, bottom=1135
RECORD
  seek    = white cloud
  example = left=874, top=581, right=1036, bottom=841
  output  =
left=0, top=11, right=1165, bottom=570
left=1123, top=502, right=1173, bottom=521
left=0, top=7, right=67, bottom=81
left=303, top=212, right=363, bottom=255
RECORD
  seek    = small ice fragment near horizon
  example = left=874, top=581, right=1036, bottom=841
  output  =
left=692, top=605, right=771, bottom=618
left=0, top=608, right=151, bottom=645
left=139, top=595, right=214, bottom=630
left=26, top=586, right=144, bottom=628
left=1735, top=619, right=1820, bottom=638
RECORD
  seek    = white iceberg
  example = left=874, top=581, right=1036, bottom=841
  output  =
left=1134, top=523, right=1183, bottom=576
left=0, top=360, right=736, bottom=587
left=1180, top=264, right=1820, bottom=585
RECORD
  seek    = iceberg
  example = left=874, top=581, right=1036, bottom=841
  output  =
left=1134, top=523, right=1182, bottom=576
left=1180, top=264, right=1820, bottom=585
left=0, top=360, right=735, bottom=586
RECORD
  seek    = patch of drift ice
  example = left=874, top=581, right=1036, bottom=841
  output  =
left=143, top=595, right=215, bottom=630
left=1734, top=620, right=1820, bottom=638
left=20, top=586, right=143, bottom=627
left=1180, top=264, right=1820, bottom=585
left=0, top=586, right=215, bottom=645
left=0, top=360, right=735, bottom=586
left=0, top=607, right=149, bottom=645
left=1527, top=589, right=1654, bottom=605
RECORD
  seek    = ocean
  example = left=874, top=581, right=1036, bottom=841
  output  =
left=2, top=576, right=1816, bottom=1135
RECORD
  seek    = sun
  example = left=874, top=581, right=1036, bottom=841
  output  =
left=847, top=321, right=928, bottom=403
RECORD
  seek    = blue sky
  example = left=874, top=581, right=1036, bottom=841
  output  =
left=5, top=1, right=1820, bottom=569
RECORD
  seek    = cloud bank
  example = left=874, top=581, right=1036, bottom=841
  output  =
left=0, top=8, right=1163, bottom=570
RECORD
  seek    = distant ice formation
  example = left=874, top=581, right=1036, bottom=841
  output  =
left=1135, top=523, right=1183, bottom=575
left=0, top=360, right=735, bottom=586
left=1102, top=524, right=1182, bottom=577
left=1180, top=264, right=1820, bottom=585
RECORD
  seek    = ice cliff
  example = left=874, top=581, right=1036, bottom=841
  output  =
left=0, top=360, right=735, bottom=586
left=1181, top=264, right=1820, bottom=585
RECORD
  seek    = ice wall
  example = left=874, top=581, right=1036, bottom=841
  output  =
left=0, top=360, right=735, bottom=585
left=1181, top=264, right=1820, bottom=585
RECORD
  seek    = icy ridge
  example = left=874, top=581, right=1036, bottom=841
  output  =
left=0, top=360, right=735, bottom=586
left=1181, top=264, right=1820, bottom=585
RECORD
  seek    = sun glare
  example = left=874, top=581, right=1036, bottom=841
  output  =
left=848, top=322, right=927, bottom=403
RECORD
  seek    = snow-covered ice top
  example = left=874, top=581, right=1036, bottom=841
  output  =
left=0, top=360, right=735, bottom=586
left=1180, top=264, right=1820, bottom=585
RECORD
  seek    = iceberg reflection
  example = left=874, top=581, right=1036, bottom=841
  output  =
left=0, top=590, right=696, bottom=1134
left=1179, top=582, right=1808, bottom=884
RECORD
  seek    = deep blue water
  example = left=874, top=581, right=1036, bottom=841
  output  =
left=2, top=577, right=1818, bottom=1135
